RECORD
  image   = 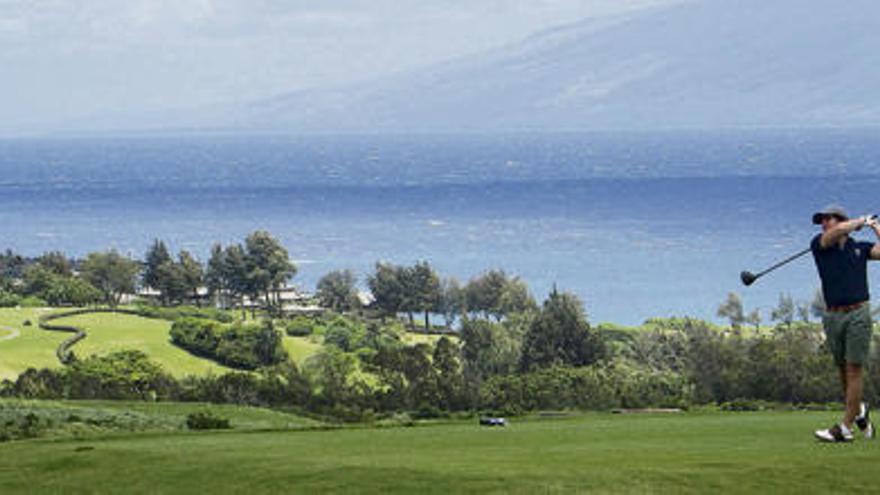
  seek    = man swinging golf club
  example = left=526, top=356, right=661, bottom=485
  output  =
left=812, top=205, right=877, bottom=443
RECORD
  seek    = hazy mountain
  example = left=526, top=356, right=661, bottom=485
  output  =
left=227, top=0, right=880, bottom=132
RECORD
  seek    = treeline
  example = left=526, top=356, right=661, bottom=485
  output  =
left=0, top=249, right=135, bottom=307
left=5, top=283, right=876, bottom=419
left=0, top=231, right=296, bottom=312
left=0, top=233, right=534, bottom=330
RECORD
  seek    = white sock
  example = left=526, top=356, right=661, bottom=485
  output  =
left=841, top=423, right=852, bottom=435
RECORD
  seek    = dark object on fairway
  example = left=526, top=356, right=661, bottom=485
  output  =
left=480, top=417, right=507, bottom=427
left=74, top=446, right=95, bottom=452
left=740, top=247, right=812, bottom=286
left=23, top=320, right=31, bottom=327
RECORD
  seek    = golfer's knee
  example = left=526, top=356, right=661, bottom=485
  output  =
left=846, top=362, right=862, bottom=377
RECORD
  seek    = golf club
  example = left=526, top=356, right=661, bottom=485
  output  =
left=741, top=214, right=880, bottom=286
left=740, top=247, right=812, bottom=286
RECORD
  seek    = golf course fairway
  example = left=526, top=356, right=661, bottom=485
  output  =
left=1, top=410, right=877, bottom=494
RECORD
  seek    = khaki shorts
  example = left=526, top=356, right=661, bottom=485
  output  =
left=822, top=303, right=873, bottom=366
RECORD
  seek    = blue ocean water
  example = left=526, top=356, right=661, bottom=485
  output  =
left=1, top=130, right=879, bottom=325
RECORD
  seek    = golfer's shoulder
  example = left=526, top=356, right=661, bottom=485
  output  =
left=810, top=234, right=823, bottom=251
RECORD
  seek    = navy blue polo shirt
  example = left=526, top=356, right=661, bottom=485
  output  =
left=811, top=234, right=874, bottom=307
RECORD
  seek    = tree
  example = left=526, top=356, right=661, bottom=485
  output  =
left=178, top=250, right=204, bottom=305
left=316, top=269, right=359, bottom=312
left=745, top=309, right=761, bottom=332
left=143, top=240, right=172, bottom=294
left=205, top=243, right=227, bottom=308
left=223, top=244, right=249, bottom=315
left=80, top=250, right=140, bottom=307
left=244, top=231, right=296, bottom=314
left=460, top=318, right=520, bottom=384
left=437, top=277, right=465, bottom=328
left=810, top=289, right=826, bottom=319
left=520, top=288, right=604, bottom=372
left=796, top=301, right=812, bottom=323
left=408, top=261, right=441, bottom=331
left=770, top=294, right=795, bottom=329
left=306, top=346, right=358, bottom=406
left=42, top=276, right=102, bottom=307
left=37, top=251, right=72, bottom=277
left=20, top=264, right=102, bottom=307
left=499, top=277, right=538, bottom=316
left=0, top=249, right=26, bottom=289
left=21, top=264, right=56, bottom=297
left=156, top=261, right=187, bottom=305
left=433, top=336, right=465, bottom=409
left=716, top=293, right=745, bottom=330
left=368, top=262, right=405, bottom=321
left=465, top=270, right=508, bottom=320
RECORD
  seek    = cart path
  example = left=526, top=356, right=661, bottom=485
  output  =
left=0, top=325, right=21, bottom=342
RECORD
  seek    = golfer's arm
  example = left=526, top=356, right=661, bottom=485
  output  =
left=820, top=218, right=866, bottom=248
left=870, top=224, right=880, bottom=259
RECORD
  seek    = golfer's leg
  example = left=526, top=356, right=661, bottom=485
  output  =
left=839, top=365, right=848, bottom=396
left=842, top=306, right=872, bottom=428
left=844, top=364, right=863, bottom=428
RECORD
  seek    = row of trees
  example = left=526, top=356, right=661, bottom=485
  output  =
left=3, top=250, right=139, bottom=307
left=314, top=263, right=537, bottom=329
left=0, top=231, right=296, bottom=312
left=717, top=291, right=826, bottom=330
left=148, top=231, right=296, bottom=314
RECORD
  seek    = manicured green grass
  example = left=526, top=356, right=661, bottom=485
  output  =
left=1, top=410, right=877, bottom=493
left=48, top=312, right=227, bottom=377
left=0, top=308, right=67, bottom=380
left=282, top=335, right=323, bottom=365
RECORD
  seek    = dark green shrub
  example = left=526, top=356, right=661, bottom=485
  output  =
left=171, top=318, right=287, bottom=370
left=186, top=411, right=231, bottom=430
left=285, top=317, right=314, bottom=337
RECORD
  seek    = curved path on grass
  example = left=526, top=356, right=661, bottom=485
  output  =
left=38, top=308, right=142, bottom=365
left=0, top=325, right=21, bottom=342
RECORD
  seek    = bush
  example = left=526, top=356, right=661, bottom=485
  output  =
left=285, top=316, right=314, bottom=337
left=479, top=364, right=692, bottom=414
left=0, top=290, right=22, bottom=308
left=719, top=399, right=771, bottom=412
left=18, top=296, right=47, bottom=308
left=170, top=318, right=287, bottom=370
left=186, top=411, right=231, bottom=430
left=137, top=303, right=234, bottom=323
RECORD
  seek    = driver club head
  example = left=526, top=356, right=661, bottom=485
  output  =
left=740, top=271, right=758, bottom=286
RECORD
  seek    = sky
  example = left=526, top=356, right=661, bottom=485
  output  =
left=0, top=0, right=679, bottom=129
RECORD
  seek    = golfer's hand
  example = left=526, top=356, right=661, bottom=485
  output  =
left=866, top=215, right=880, bottom=229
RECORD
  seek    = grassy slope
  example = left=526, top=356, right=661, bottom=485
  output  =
left=0, top=399, right=320, bottom=433
left=52, top=312, right=226, bottom=377
left=0, top=308, right=376, bottom=379
left=282, top=335, right=323, bottom=365
left=1, top=411, right=877, bottom=494
left=0, top=308, right=67, bottom=380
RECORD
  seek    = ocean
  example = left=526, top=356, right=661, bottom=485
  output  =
left=1, top=129, right=879, bottom=325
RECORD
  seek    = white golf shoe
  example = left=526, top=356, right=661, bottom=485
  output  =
left=814, top=423, right=853, bottom=443
left=855, top=402, right=875, bottom=440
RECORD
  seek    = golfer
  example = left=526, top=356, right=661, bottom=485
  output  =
left=811, top=205, right=876, bottom=442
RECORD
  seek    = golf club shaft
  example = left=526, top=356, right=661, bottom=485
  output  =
left=753, top=247, right=812, bottom=279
